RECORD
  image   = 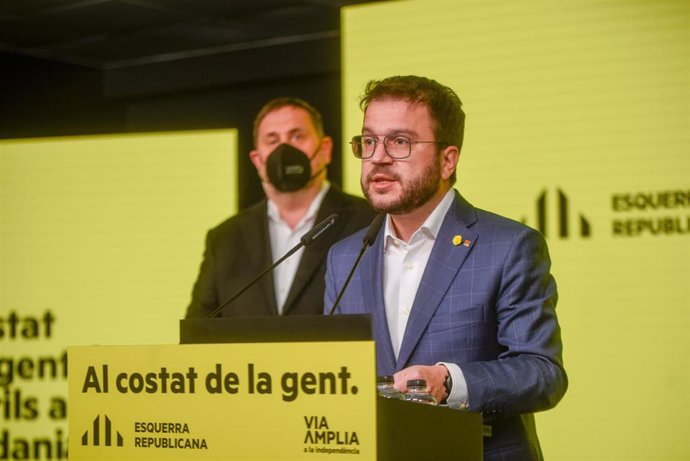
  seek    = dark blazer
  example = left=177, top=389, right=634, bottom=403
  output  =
left=186, top=186, right=376, bottom=318
left=325, top=191, right=567, bottom=461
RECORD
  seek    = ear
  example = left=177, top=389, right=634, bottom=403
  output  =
left=440, top=145, right=460, bottom=181
left=318, top=136, right=333, bottom=166
left=249, top=148, right=263, bottom=170
left=249, top=148, right=268, bottom=182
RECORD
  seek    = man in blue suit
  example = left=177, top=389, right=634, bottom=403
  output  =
left=325, top=75, right=567, bottom=460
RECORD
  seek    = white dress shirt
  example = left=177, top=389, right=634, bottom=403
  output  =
left=267, top=182, right=330, bottom=314
left=382, top=188, right=469, bottom=409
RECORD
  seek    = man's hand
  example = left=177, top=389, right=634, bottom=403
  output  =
left=393, top=364, right=449, bottom=404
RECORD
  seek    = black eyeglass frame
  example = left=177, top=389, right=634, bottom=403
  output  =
left=349, top=135, right=448, bottom=159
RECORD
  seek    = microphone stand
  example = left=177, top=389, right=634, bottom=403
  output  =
left=327, top=213, right=385, bottom=316
left=207, top=214, right=338, bottom=319
left=327, top=240, right=369, bottom=316
left=208, top=244, right=302, bottom=319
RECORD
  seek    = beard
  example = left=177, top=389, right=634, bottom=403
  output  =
left=361, top=159, right=442, bottom=215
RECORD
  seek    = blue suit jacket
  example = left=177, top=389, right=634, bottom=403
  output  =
left=325, top=191, right=567, bottom=461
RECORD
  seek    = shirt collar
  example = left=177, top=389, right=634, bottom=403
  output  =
left=267, top=181, right=331, bottom=227
left=384, top=188, right=455, bottom=248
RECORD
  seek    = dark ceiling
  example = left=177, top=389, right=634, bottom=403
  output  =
left=0, top=0, right=379, bottom=69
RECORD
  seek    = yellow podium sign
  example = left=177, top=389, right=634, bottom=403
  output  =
left=68, top=342, right=376, bottom=460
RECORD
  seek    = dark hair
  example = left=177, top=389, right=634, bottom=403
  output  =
left=360, top=75, right=465, bottom=150
left=253, top=97, right=324, bottom=147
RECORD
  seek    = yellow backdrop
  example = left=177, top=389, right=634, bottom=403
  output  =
left=0, top=130, right=236, bottom=459
left=342, top=1, right=689, bottom=460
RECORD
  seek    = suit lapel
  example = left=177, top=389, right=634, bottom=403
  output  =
left=396, top=192, right=478, bottom=369
left=361, top=231, right=398, bottom=375
left=282, top=188, right=347, bottom=314
left=239, top=202, right=278, bottom=315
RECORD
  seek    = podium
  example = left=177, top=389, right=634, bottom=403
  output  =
left=180, top=315, right=483, bottom=461
left=68, top=315, right=482, bottom=460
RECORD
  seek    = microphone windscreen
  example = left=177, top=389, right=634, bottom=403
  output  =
left=300, top=214, right=338, bottom=246
left=362, top=213, right=385, bottom=246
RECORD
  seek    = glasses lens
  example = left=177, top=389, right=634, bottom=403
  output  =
left=350, top=136, right=362, bottom=158
left=352, top=136, right=378, bottom=159
left=384, top=136, right=411, bottom=158
left=362, top=136, right=377, bottom=158
left=351, top=136, right=363, bottom=158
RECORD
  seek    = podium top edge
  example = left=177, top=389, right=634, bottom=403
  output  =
left=179, top=314, right=372, bottom=344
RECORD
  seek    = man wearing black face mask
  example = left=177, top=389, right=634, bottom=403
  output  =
left=186, top=97, right=376, bottom=318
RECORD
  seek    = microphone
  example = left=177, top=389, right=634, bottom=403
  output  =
left=327, top=213, right=385, bottom=316
left=301, top=213, right=337, bottom=246
left=208, top=214, right=339, bottom=319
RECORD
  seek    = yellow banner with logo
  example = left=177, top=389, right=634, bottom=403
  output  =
left=341, top=1, right=689, bottom=460
left=68, top=342, right=376, bottom=461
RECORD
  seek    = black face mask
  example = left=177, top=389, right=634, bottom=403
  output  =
left=266, top=143, right=318, bottom=192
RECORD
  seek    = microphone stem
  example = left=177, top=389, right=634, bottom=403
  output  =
left=207, top=243, right=303, bottom=319
left=327, top=241, right=368, bottom=316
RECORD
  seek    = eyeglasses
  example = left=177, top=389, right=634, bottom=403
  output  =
left=350, top=135, right=446, bottom=159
